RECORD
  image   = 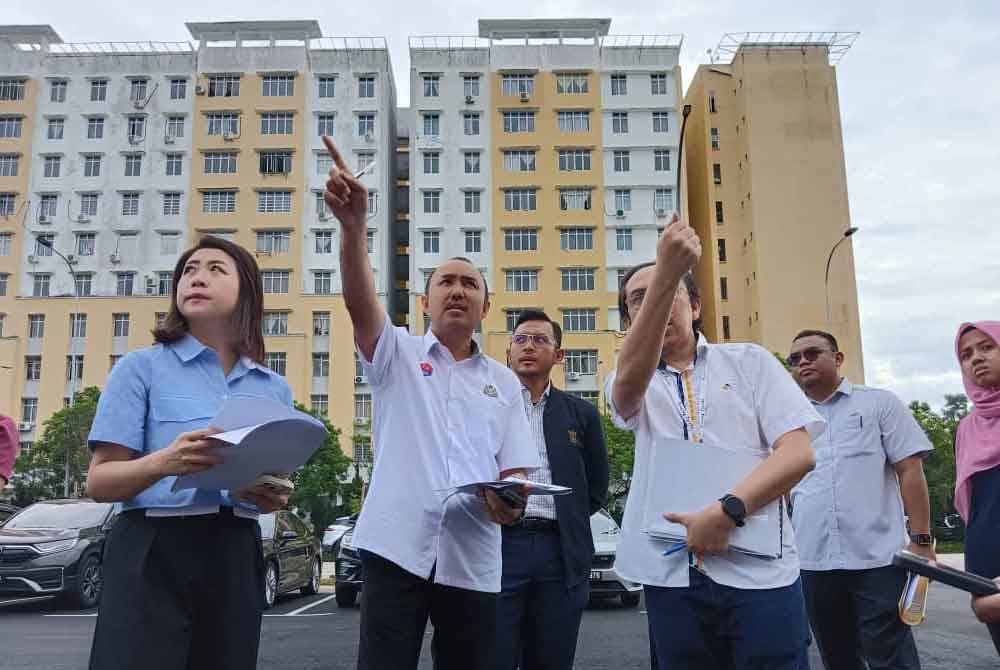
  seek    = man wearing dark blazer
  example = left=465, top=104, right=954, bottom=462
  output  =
left=494, top=309, right=610, bottom=670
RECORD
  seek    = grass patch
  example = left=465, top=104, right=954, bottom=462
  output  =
left=936, top=541, right=965, bottom=554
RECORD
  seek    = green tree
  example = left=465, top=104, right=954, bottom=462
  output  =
left=11, top=386, right=100, bottom=506
left=601, top=413, right=635, bottom=523
left=909, top=397, right=967, bottom=527
left=288, top=403, right=354, bottom=532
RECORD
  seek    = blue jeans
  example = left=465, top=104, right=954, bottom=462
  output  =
left=645, top=568, right=810, bottom=670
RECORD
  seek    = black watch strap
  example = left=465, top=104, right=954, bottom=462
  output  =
left=718, top=494, right=746, bottom=528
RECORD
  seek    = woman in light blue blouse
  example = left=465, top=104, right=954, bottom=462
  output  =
left=86, top=236, right=292, bottom=670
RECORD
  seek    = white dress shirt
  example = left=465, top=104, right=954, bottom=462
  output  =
left=521, top=384, right=557, bottom=521
left=352, top=317, right=539, bottom=593
left=605, top=336, right=824, bottom=590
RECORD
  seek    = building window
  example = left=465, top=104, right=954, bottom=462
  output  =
left=265, top=352, right=287, bottom=376
left=710, top=127, right=720, bottom=150
left=464, top=191, right=481, bottom=214
left=80, top=193, right=99, bottom=216
left=130, top=79, right=149, bottom=102
left=503, top=111, right=535, bottom=133
left=261, top=112, right=293, bottom=135
left=720, top=277, right=729, bottom=301
left=652, top=111, right=669, bottom=133
left=121, top=193, right=140, bottom=216
left=113, top=312, right=130, bottom=337
left=317, top=113, right=336, bottom=136
left=318, top=76, right=336, bottom=98
left=504, top=228, right=538, bottom=251
left=559, top=149, right=591, bottom=172
left=557, top=111, right=590, bottom=133
left=502, top=74, right=534, bottom=96
left=34, top=233, right=55, bottom=256
left=43, top=155, right=61, bottom=178
left=560, top=227, right=593, bottom=251
left=0, top=272, right=7, bottom=296
left=314, top=231, right=333, bottom=254
left=0, top=116, right=23, bottom=138
left=256, top=231, right=290, bottom=254
left=354, top=393, right=373, bottom=420
left=654, top=188, right=674, bottom=213
left=565, top=350, right=598, bottom=375
left=32, top=275, right=50, bottom=298
left=162, top=116, right=184, bottom=140
left=617, top=268, right=628, bottom=289
left=311, top=395, right=328, bottom=416
left=0, top=78, right=25, bottom=101
left=709, top=91, right=718, bottom=113
left=127, top=116, right=146, bottom=141
left=260, top=151, right=293, bottom=175
left=314, top=271, right=333, bottom=295
left=611, top=112, right=629, bottom=134
left=76, top=233, right=96, bottom=256
left=505, top=310, right=525, bottom=333
left=505, top=269, right=538, bottom=293
left=463, top=112, right=480, bottom=136
left=86, top=117, right=104, bottom=139
left=257, top=191, right=292, bottom=214
left=463, top=75, right=480, bottom=97
left=318, top=150, right=335, bottom=174
left=47, top=118, right=65, bottom=140
left=262, top=311, right=288, bottom=336
left=715, top=201, right=725, bottom=224
left=464, top=151, right=480, bottom=174
left=202, top=191, right=236, bottom=214
left=421, top=113, right=439, bottom=137
left=718, top=239, right=727, bottom=263
left=423, top=151, right=440, bottom=174
left=654, top=149, right=671, bottom=172
left=165, top=153, right=183, bottom=177
left=610, top=74, right=627, bottom=96
left=505, top=189, right=537, bottom=212
left=422, top=74, right=440, bottom=97
left=0, top=193, right=16, bottom=215
left=206, top=113, right=240, bottom=137
left=312, top=312, right=330, bottom=336
left=21, top=398, right=38, bottom=424
left=503, top=150, right=535, bottom=172
left=608, top=190, right=629, bottom=214
left=76, top=273, right=94, bottom=299
left=169, top=78, right=187, bottom=100
left=722, top=315, right=731, bottom=340
left=89, top=79, right=108, bottom=102
left=464, top=230, right=482, bottom=254
left=50, top=80, right=68, bottom=103
left=356, top=152, right=375, bottom=175
left=204, top=151, right=237, bottom=175
left=422, top=190, right=441, bottom=214
left=28, top=314, right=45, bottom=338
left=650, top=73, right=668, bottom=95
left=157, top=272, right=176, bottom=296
left=261, top=271, right=290, bottom=294
left=358, top=76, right=376, bottom=98
left=161, top=193, right=181, bottom=217
left=207, top=75, right=240, bottom=97
left=70, top=313, right=88, bottom=338
left=312, top=353, right=330, bottom=378
left=559, top=189, right=591, bottom=211
left=613, top=150, right=630, bottom=173
left=561, top=267, right=596, bottom=292
left=616, top=228, right=633, bottom=251
left=38, top=196, right=58, bottom=220
left=713, top=164, right=722, bottom=184
left=556, top=73, right=588, bottom=94
left=563, top=309, right=596, bottom=332
left=123, top=154, right=142, bottom=177
left=422, top=230, right=440, bottom=254
left=25, top=356, right=42, bottom=382
left=262, top=74, right=294, bottom=97
left=0, top=232, right=9, bottom=255
left=0, top=154, right=17, bottom=177
left=115, top=272, right=135, bottom=296
left=358, top=113, right=376, bottom=137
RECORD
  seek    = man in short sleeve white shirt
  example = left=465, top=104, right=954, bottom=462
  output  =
left=322, top=137, right=538, bottom=670
left=607, top=215, right=823, bottom=670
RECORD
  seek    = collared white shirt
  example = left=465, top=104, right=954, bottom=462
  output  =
left=352, top=316, right=539, bottom=593
left=791, top=378, right=933, bottom=571
left=521, top=384, right=557, bottom=521
left=605, top=336, right=824, bottom=590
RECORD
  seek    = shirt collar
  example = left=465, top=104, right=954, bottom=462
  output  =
left=814, top=377, right=853, bottom=405
left=657, top=332, right=709, bottom=373
left=521, top=382, right=552, bottom=405
left=170, top=334, right=265, bottom=375
left=422, top=327, right=483, bottom=361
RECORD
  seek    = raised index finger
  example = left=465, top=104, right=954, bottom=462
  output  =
left=321, top=135, right=349, bottom=171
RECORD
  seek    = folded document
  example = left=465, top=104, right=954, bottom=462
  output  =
left=441, top=478, right=572, bottom=503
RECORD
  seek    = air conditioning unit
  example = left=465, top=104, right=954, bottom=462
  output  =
left=318, top=212, right=329, bottom=222
left=132, top=100, right=145, bottom=110
left=66, top=254, right=77, bottom=264
left=194, top=85, right=206, bottom=96
left=655, top=208, right=668, bottom=218
left=566, top=372, right=581, bottom=381
left=465, top=95, right=474, bottom=104
left=27, top=254, right=38, bottom=264
left=37, top=215, right=49, bottom=224
left=76, top=215, right=91, bottom=224
left=353, top=418, right=368, bottom=426
left=255, top=250, right=272, bottom=257
left=519, top=92, right=530, bottom=102
left=128, top=135, right=144, bottom=145
left=615, top=209, right=625, bottom=219
left=18, top=422, right=34, bottom=432
left=222, top=132, right=237, bottom=141
left=145, top=276, right=156, bottom=295
left=109, top=253, right=121, bottom=264
left=164, top=135, right=176, bottom=145
left=354, top=376, right=367, bottom=385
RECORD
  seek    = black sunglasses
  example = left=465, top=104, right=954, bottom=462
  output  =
left=788, top=347, right=835, bottom=367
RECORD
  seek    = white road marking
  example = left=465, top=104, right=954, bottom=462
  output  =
left=43, top=613, right=98, bottom=617
left=283, top=594, right=337, bottom=616
left=0, top=596, right=52, bottom=608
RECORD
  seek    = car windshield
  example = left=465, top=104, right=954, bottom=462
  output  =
left=590, top=512, right=619, bottom=536
left=5, top=502, right=109, bottom=529
left=258, top=513, right=276, bottom=538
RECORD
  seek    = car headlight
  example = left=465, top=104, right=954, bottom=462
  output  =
left=341, top=533, right=353, bottom=549
left=34, top=538, right=79, bottom=554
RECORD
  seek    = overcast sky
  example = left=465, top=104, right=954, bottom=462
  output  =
left=7, top=0, right=996, bottom=410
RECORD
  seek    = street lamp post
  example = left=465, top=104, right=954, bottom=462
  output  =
left=824, top=226, right=859, bottom=331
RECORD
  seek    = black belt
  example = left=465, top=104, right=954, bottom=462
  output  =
left=513, top=517, right=559, bottom=532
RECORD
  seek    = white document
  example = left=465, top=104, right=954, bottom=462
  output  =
left=440, top=478, right=572, bottom=503
left=171, top=396, right=328, bottom=493
left=642, top=437, right=782, bottom=559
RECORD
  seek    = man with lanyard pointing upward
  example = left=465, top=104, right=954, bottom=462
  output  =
left=606, top=213, right=825, bottom=669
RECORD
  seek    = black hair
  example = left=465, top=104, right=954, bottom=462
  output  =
left=512, top=309, right=563, bottom=348
left=423, top=256, right=489, bottom=302
left=792, top=329, right=839, bottom=352
left=617, top=261, right=702, bottom=334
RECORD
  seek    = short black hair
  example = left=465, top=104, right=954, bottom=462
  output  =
left=512, top=309, right=563, bottom=349
left=617, top=262, right=702, bottom=334
left=793, top=329, right=839, bottom=352
left=424, top=256, right=489, bottom=302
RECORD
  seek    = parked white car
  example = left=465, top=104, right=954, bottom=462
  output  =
left=589, top=510, right=643, bottom=607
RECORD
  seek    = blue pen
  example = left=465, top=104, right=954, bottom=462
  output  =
left=662, top=542, right=688, bottom=557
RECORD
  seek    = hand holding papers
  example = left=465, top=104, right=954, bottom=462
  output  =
left=171, top=397, right=328, bottom=493
left=441, top=478, right=573, bottom=504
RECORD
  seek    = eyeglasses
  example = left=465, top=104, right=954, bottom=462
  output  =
left=511, top=333, right=554, bottom=347
left=787, top=348, right=834, bottom=367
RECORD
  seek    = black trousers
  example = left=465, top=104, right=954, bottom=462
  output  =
left=494, top=524, right=588, bottom=670
left=358, top=550, right=497, bottom=670
left=89, top=509, right=264, bottom=670
left=801, top=566, right=921, bottom=670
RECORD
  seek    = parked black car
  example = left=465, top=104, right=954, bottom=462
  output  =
left=334, top=528, right=362, bottom=607
left=0, top=503, right=19, bottom=524
left=258, top=510, right=322, bottom=609
left=0, top=499, right=116, bottom=609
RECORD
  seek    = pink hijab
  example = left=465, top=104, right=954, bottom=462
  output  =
left=954, top=321, right=1000, bottom=522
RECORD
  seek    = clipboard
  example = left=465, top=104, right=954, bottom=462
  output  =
left=643, top=437, right=782, bottom=559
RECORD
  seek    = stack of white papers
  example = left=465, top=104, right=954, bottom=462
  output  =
left=171, top=396, right=328, bottom=493
left=441, top=478, right=572, bottom=502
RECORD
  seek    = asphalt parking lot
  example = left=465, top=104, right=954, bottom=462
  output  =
left=1, top=581, right=998, bottom=669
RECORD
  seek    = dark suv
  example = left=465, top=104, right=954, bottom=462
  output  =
left=334, top=527, right=362, bottom=607
left=0, top=499, right=116, bottom=609
left=258, top=510, right=322, bottom=609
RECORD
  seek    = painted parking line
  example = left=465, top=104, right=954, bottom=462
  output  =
left=0, top=596, right=52, bottom=608
left=43, top=613, right=98, bottom=617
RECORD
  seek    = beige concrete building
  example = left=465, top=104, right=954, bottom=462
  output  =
left=684, top=33, right=864, bottom=380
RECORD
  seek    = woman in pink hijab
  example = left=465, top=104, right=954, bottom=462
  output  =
left=954, top=321, right=1000, bottom=652
left=0, top=414, right=18, bottom=489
